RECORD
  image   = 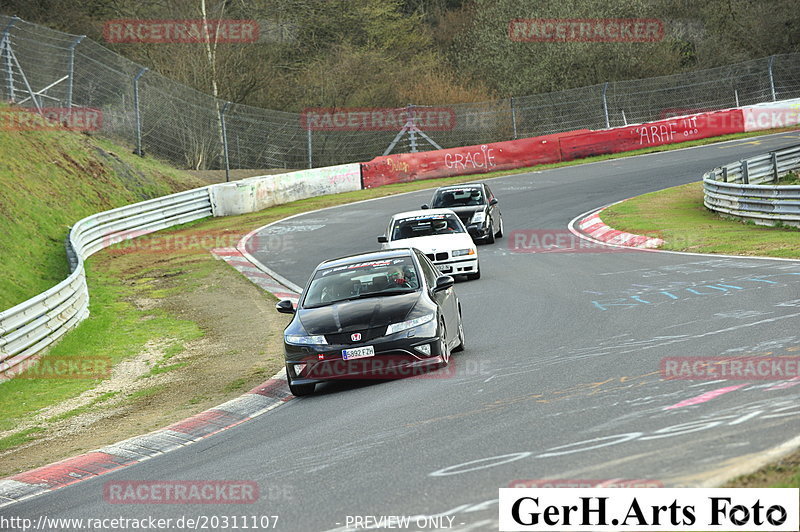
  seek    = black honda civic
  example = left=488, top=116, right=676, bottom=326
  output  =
left=276, top=248, right=464, bottom=396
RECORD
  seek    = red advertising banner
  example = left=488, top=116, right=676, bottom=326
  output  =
left=361, top=132, right=574, bottom=188
left=558, top=109, right=744, bottom=160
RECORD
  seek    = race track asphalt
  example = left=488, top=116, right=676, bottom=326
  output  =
left=6, top=131, right=800, bottom=531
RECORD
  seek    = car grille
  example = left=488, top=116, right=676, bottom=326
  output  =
left=325, top=326, right=388, bottom=345
left=426, top=252, right=449, bottom=262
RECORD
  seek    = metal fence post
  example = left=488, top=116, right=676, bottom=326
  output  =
left=307, top=128, right=312, bottom=169
left=407, top=104, right=417, bottom=153
left=734, top=89, right=739, bottom=108
left=771, top=152, right=779, bottom=183
left=65, top=35, right=84, bottom=108
left=219, top=101, right=231, bottom=182
left=602, top=82, right=610, bottom=129
left=510, top=97, right=518, bottom=140
left=722, top=167, right=728, bottom=183
left=768, top=55, right=776, bottom=101
left=132, top=67, right=148, bottom=156
left=2, top=16, right=18, bottom=102
left=742, top=160, right=749, bottom=184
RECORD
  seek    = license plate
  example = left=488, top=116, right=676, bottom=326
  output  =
left=436, top=264, right=452, bottom=273
left=342, top=345, right=375, bottom=360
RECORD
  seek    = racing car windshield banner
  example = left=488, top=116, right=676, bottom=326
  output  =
left=499, top=488, right=799, bottom=531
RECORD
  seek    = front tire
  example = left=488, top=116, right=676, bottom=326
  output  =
left=483, top=219, right=496, bottom=244
left=436, top=319, right=450, bottom=368
left=453, top=308, right=465, bottom=352
left=286, top=367, right=315, bottom=396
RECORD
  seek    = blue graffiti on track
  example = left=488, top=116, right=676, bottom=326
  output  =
left=591, top=273, right=800, bottom=311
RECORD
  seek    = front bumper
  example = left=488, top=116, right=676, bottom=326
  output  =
left=432, top=257, right=478, bottom=276
left=284, top=331, right=445, bottom=384
left=467, top=222, right=492, bottom=240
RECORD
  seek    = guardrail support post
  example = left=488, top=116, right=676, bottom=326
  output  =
left=768, top=55, right=776, bottom=102
left=602, top=82, right=610, bottom=129
left=510, top=97, right=518, bottom=140
left=220, top=101, right=231, bottom=182
left=1, top=16, right=18, bottom=103
left=132, top=67, right=148, bottom=156
left=742, top=160, right=749, bottom=184
left=771, top=152, right=779, bottom=183
left=65, top=35, right=84, bottom=108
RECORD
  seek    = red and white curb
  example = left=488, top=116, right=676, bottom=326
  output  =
left=0, top=376, right=292, bottom=507
left=576, top=208, right=664, bottom=248
left=0, top=250, right=300, bottom=508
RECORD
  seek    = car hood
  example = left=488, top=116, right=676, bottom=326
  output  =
left=389, top=233, right=475, bottom=253
left=298, top=292, right=420, bottom=334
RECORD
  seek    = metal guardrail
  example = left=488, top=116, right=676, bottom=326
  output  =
left=703, top=144, right=800, bottom=226
left=0, top=187, right=212, bottom=378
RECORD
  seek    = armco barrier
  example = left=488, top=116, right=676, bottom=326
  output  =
left=360, top=132, right=582, bottom=188
left=742, top=98, right=800, bottom=132
left=0, top=188, right=213, bottom=378
left=558, top=109, right=744, bottom=160
left=0, top=162, right=362, bottom=378
left=703, top=144, right=800, bottom=227
left=210, top=164, right=361, bottom=216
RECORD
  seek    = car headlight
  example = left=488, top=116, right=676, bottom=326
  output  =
left=285, top=334, right=328, bottom=345
left=471, top=211, right=486, bottom=224
left=386, top=313, right=435, bottom=335
left=452, top=248, right=476, bottom=257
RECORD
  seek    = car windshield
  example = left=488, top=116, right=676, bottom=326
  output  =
left=431, top=187, right=485, bottom=208
left=391, top=214, right=465, bottom=241
left=303, top=257, right=420, bottom=308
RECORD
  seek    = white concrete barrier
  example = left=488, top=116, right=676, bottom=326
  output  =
left=210, top=164, right=361, bottom=216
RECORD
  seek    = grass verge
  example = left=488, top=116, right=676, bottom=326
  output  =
left=602, top=182, right=800, bottom=258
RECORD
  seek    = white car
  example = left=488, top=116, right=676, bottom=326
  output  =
left=377, top=209, right=480, bottom=280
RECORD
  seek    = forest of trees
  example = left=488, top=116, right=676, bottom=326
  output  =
left=3, top=0, right=799, bottom=111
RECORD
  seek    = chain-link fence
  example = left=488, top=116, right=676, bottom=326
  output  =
left=2, top=15, right=800, bottom=173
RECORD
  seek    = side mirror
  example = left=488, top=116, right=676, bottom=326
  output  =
left=489, top=198, right=498, bottom=206
left=377, top=235, right=388, bottom=243
left=421, top=204, right=429, bottom=210
left=433, top=275, right=454, bottom=293
left=276, top=300, right=295, bottom=314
